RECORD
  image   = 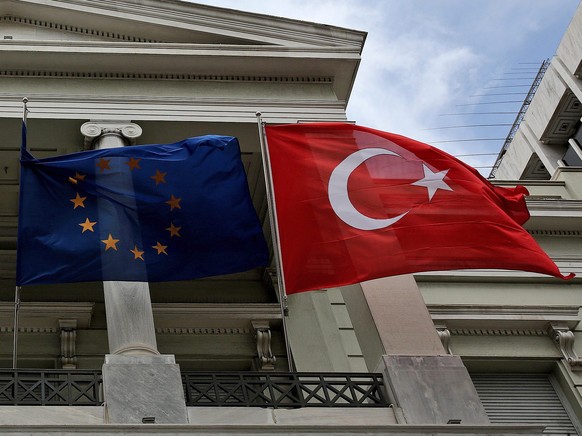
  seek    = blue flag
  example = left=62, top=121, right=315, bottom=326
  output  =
left=16, top=136, right=269, bottom=286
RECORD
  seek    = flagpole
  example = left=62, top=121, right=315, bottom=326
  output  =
left=12, top=286, right=21, bottom=369
left=13, top=98, right=28, bottom=369
left=255, top=112, right=294, bottom=372
left=21, top=97, right=28, bottom=151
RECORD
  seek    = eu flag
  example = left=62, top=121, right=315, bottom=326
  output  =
left=16, top=136, right=269, bottom=286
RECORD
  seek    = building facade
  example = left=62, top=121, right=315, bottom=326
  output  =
left=0, top=0, right=581, bottom=434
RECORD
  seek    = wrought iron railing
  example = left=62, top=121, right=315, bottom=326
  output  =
left=0, top=369, right=102, bottom=406
left=181, top=372, right=389, bottom=408
left=0, top=370, right=389, bottom=408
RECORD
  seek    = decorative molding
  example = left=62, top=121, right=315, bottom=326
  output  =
left=435, top=324, right=452, bottom=354
left=0, top=326, right=58, bottom=333
left=0, top=70, right=334, bottom=83
left=1, top=15, right=156, bottom=43
left=59, top=319, right=77, bottom=369
left=152, top=303, right=282, bottom=330
left=0, top=302, right=94, bottom=330
left=430, top=304, right=580, bottom=336
left=156, top=327, right=250, bottom=335
left=81, top=121, right=142, bottom=148
left=449, top=328, right=547, bottom=337
left=548, top=323, right=582, bottom=370
left=252, top=320, right=276, bottom=371
left=0, top=0, right=366, bottom=49
left=541, top=89, right=582, bottom=145
left=528, top=229, right=582, bottom=236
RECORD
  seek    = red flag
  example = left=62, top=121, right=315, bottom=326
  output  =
left=264, top=123, right=573, bottom=294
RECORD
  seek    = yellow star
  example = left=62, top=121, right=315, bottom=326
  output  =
left=150, top=169, right=167, bottom=185
left=68, top=172, right=85, bottom=185
left=96, top=158, right=111, bottom=172
left=152, top=241, right=168, bottom=255
left=101, top=234, right=119, bottom=251
left=165, top=195, right=182, bottom=211
left=125, top=157, right=141, bottom=171
left=70, top=193, right=87, bottom=209
left=166, top=223, right=181, bottom=238
left=130, top=245, right=145, bottom=261
left=79, top=218, right=97, bottom=233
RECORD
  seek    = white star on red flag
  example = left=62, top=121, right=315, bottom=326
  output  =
left=411, top=163, right=453, bottom=201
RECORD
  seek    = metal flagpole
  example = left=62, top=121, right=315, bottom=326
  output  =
left=255, top=112, right=294, bottom=371
left=13, top=98, right=29, bottom=369
left=12, top=286, right=21, bottom=369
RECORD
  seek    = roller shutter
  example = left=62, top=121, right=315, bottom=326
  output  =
left=471, top=374, right=580, bottom=435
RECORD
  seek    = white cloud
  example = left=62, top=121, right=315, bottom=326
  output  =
left=190, top=0, right=580, bottom=174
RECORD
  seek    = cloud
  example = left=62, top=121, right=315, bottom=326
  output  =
left=189, top=0, right=580, bottom=175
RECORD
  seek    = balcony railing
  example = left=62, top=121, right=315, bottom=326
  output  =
left=182, top=372, right=389, bottom=408
left=0, top=369, right=389, bottom=408
left=0, top=369, right=103, bottom=406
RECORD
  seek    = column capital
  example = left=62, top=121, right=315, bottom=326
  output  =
left=81, top=121, right=142, bottom=149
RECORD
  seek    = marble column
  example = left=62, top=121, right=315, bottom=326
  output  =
left=81, top=121, right=158, bottom=356
left=81, top=121, right=188, bottom=424
left=342, top=276, right=489, bottom=425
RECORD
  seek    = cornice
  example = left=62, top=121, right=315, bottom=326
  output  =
left=0, top=302, right=94, bottom=329
left=152, top=303, right=283, bottom=330
left=0, top=70, right=334, bottom=83
left=526, top=199, right=582, bottom=212
left=3, top=0, right=367, bottom=48
left=429, top=304, right=581, bottom=331
left=0, top=40, right=362, bottom=56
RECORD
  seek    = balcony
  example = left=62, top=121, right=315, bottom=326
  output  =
left=0, top=369, right=389, bottom=408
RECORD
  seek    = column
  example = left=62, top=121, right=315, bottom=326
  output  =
left=81, top=121, right=188, bottom=424
left=342, top=275, right=490, bottom=425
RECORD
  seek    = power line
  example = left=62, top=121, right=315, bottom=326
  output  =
left=431, top=138, right=505, bottom=144
left=492, top=77, right=536, bottom=81
left=423, top=124, right=512, bottom=130
left=454, top=153, right=498, bottom=157
left=484, top=85, right=532, bottom=88
left=503, top=72, right=537, bottom=75
left=456, top=101, right=522, bottom=106
left=439, top=112, right=517, bottom=115
left=470, top=93, right=527, bottom=97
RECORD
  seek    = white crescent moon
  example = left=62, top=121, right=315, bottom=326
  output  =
left=328, top=148, right=409, bottom=231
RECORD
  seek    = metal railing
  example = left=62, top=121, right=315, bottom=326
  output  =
left=0, top=369, right=102, bottom=406
left=0, top=369, right=389, bottom=408
left=182, top=372, right=389, bottom=408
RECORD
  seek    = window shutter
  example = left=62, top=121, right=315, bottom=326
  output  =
left=471, top=374, right=579, bottom=435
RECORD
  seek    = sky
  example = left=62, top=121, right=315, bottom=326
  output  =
left=192, top=0, right=580, bottom=176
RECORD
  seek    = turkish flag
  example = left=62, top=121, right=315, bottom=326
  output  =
left=264, top=123, right=573, bottom=294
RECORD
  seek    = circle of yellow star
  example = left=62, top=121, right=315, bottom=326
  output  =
left=96, top=158, right=111, bottom=172
left=152, top=242, right=168, bottom=255
left=151, top=169, right=167, bottom=185
left=70, top=193, right=87, bottom=209
left=125, top=157, right=141, bottom=171
left=101, top=234, right=120, bottom=251
left=79, top=218, right=97, bottom=233
left=165, top=195, right=182, bottom=211
left=166, top=223, right=181, bottom=238
left=130, top=245, right=145, bottom=261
